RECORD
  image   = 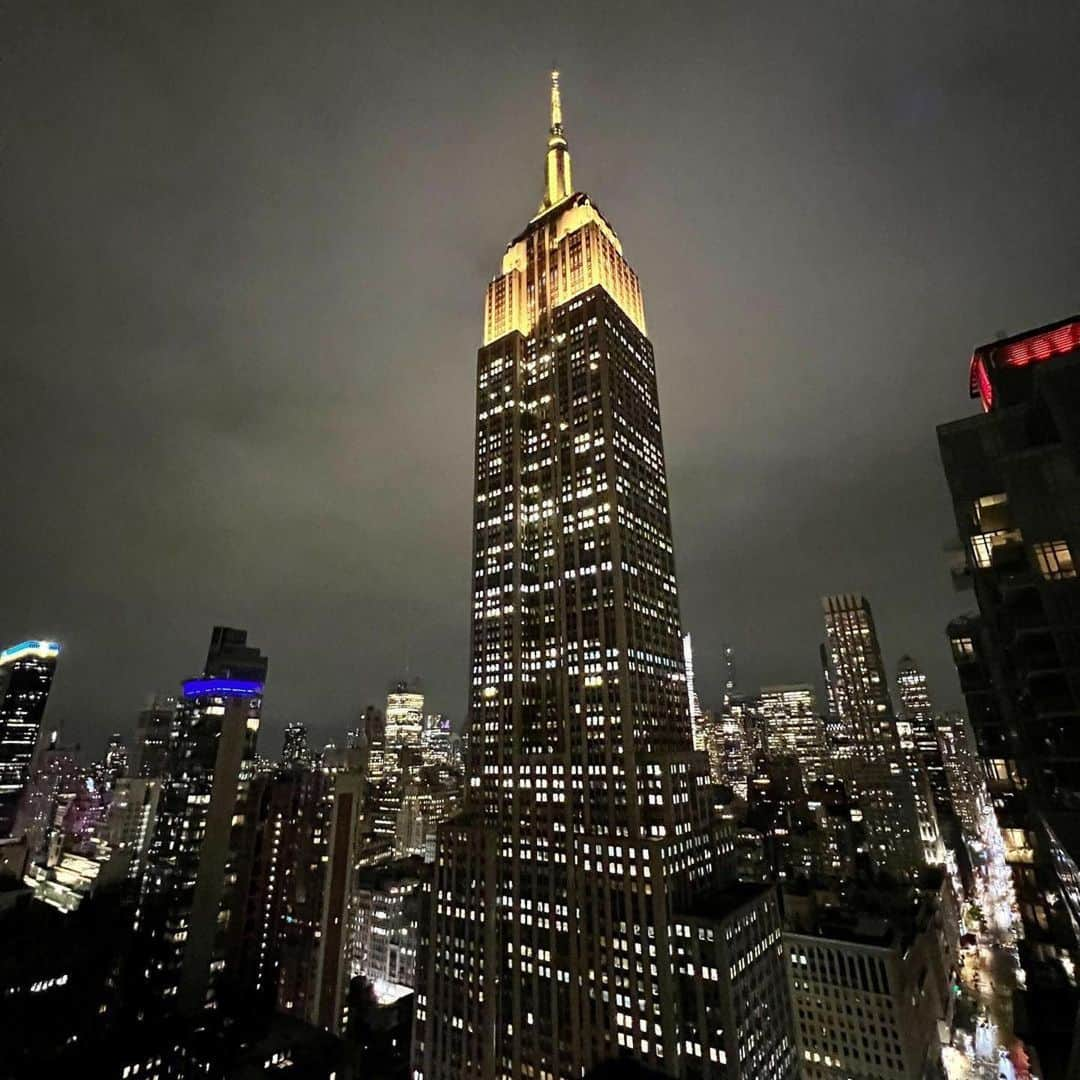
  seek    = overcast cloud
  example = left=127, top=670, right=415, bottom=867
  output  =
left=2, top=2, right=1079, bottom=753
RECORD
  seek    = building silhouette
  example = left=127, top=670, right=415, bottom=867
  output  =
left=0, top=640, right=60, bottom=838
left=894, top=656, right=950, bottom=818
left=821, top=596, right=941, bottom=876
left=939, top=315, right=1080, bottom=1077
left=138, top=626, right=268, bottom=1015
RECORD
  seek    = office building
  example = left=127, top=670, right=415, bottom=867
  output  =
left=0, top=640, right=60, bottom=837
left=821, top=596, right=899, bottom=761
left=103, top=733, right=128, bottom=786
left=351, top=858, right=425, bottom=1004
left=421, top=712, right=455, bottom=771
left=674, top=883, right=798, bottom=1078
left=785, top=881, right=954, bottom=1079
left=894, top=656, right=950, bottom=817
left=281, top=721, right=310, bottom=767
left=939, top=315, right=1080, bottom=1075
left=131, top=695, right=176, bottom=779
left=414, top=74, right=793, bottom=1080
left=101, top=776, right=162, bottom=883
left=138, top=626, right=268, bottom=1015
left=821, top=597, right=941, bottom=875
left=379, top=682, right=424, bottom=785
left=709, top=696, right=757, bottom=801
left=759, top=685, right=827, bottom=785
left=933, top=710, right=984, bottom=836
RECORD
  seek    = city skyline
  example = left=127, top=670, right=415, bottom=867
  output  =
left=3, top=16, right=1079, bottom=1076
left=5, top=4, right=1080, bottom=754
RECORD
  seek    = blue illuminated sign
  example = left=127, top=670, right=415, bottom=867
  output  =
left=182, top=678, right=264, bottom=699
left=0, top=640, right=60, bottom=666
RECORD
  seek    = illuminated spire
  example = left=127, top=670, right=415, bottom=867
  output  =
left=550, top=68, right=564, bottom=134
left=542, top=69, right=573, bottom=210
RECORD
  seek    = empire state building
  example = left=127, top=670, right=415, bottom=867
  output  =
left=414, top=75, right=797, bottom=1080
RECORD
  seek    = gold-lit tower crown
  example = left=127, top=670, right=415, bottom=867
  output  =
left=482, top=71, right=647, bottom=344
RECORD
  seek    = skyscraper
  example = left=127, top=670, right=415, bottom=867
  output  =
left=138, top=627, right=268, bottom=1015
left=721, top=643, right=736, bottom=707
left=821, top=596, right=941, bottom=875
left=758, top=685, right=827, bottom=785
left=103, top=732, right=128, bottom=786
left=683, top=633, right=705, bottom=753
left=939, top=315, right=1080, bottom=1077
left=131, top=694, right=176, bottom=779
left=894, top=656, right=950, bottom=817
left=281, top=721, right=310, bottom=767
left=381, top=682, right=424, bottom=784
left=821, top=596, right=898, bottom=761
left=414, top=74, right=795, bottom=1080
left=0, top=639, right=60, bottom=837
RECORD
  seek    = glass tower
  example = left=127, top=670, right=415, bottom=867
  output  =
left=0, top=640, right=60, bottom=837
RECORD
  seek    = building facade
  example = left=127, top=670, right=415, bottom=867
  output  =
left=758, top=685, right=827, bottom=786
left=821, top=596, right=898, bottom=762
left=413, top=74, right=793, bottom=1080
left=138, top=627, right=269, bottom=1015
left=786, top=901, right=950, bottom=1079
left=895, top=656, right=951, bottom=819
left=938, top=315, right=1080, bottom=1076
left=821, top=596, right=942, bottom=876
left=0, top=640, right=60, bottom=837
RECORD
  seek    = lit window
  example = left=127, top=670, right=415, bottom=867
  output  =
left=1032, top=540, right=1076, bottom=581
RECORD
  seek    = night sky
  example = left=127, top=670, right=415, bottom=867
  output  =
left=4, top=2, right=1080, bottom=755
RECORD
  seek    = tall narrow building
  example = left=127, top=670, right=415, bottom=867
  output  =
left=821, top=595, right=898, bottom=761
left=138, top=627, right=269, bottom=1015
left=281, top=721, right=310, bottom=767
left=414, top=74, right=796, bottom=1080
left=0, top=640, right=60, bottom=837
left=683, top=633, right=705, bottom=753
left=821, top=596, right=941, bottom=875
left=894, top=655, right=950, bottom=817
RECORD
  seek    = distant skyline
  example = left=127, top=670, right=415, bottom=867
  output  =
left=3, top=2, right=1080, bottom=752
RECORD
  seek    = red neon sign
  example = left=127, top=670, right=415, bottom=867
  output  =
left=969, top=317, right=1080, bottom=411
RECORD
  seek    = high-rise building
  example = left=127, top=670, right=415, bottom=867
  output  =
left=710, top=695, right=759, bottom=801
left=0, top=640, right=60, bottom=837
left=14, top=742, right=80, bottom=862
left=934, top=710, right=985, bottom=836
left=101, top=776, right=161, bottom=884
left=722, top=643, right=736, bottom=706
left=281, top=721, right=310, bottom=767
left=821, top=596, right=898, bottom=761
left=894, top=656, right=950, bottom=817
left=684, top=633, right=705, bottom=753
left=103, top=732, right=128, bottom=787
left=821, top=597, right=942, bottom=875
left=138, top=626, right=268, bottom=1015
left=379, top=682, right=424, bottom=785
left=939, top=315, right=1080, bottom=1076
left=414, top=74, right=795, bottom=1080
left=674, top=884, right=797, bottom=1076
left=421, top=713, right=454, bottom=770
left=131, top=695, right=176, bottom=779
left=759, top=685, right=827, bottom=785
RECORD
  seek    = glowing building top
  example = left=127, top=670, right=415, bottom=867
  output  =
left=482, top=72, right=646, bottom=344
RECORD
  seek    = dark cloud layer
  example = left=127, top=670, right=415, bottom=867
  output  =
left=3, top=2, right=1079, bottom=754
